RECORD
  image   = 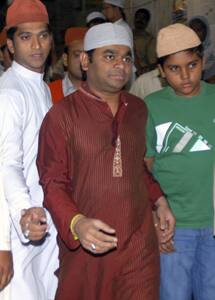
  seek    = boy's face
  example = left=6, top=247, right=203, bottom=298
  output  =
left=160, top=50, right=202, bottom=97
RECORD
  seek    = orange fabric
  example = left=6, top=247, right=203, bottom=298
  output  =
left=65, top=27, right=88, bottom=46
left=49, top=79, right=64, bottom=104
left=6, top=0, right=49, bottom=29
left=0, top=30, right=7, bottom=47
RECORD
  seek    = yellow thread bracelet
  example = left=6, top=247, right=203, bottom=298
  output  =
left=70, top=214, right=84, bottom=240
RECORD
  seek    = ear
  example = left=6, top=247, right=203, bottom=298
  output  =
left=7, top=38, right=15, bottom=55
left=62, top=53, right=68, bottom=68
left=80, top=52, right=89, bottom=71
left=158, top=64, right=166, bottom=78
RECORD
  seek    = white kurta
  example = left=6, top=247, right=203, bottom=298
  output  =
left=62, top=72, right=77, bottom=96
left=129, top=68, right=163, bottom=100
left=0, top=142, right=11, bottom=300
left=0, top=61, right=58, bottom=300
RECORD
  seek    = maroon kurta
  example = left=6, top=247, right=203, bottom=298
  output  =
left=37, top=83, right=159, bottom=300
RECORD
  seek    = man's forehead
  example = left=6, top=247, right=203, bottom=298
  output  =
left=68, top=39, right=84, bottom=50
left=95, top=44, right=131, bottom=53
left=16, top=22, right=48, bottom=33
left=164, top=50, right=200, bottom=64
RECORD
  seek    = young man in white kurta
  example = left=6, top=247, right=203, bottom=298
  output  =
left=0, top=0, right=58, bottom=299
left=0, top=178, right=12, bottom=300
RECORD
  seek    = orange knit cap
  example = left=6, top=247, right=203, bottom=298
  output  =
left=0, top=30, right=7, bottom=47
left=6, top=0, right=49, bottom=30
left=65, top=27, right=88, bottom=46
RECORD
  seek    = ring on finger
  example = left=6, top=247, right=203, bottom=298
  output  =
left=91, top=243, right=96, bottom=251
left=24, top=229, right=30, bottom=239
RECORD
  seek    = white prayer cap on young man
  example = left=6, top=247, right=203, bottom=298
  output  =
left=103, top=0, right=125, bottom=8
left=86, top=11, right=106, bottom=25
left=84, top=22, right=133, bottom=51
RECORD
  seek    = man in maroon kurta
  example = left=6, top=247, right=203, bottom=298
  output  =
left=37, top=23, right=160, bottom=300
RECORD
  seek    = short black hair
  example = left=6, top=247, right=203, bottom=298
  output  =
left=6, top=27, right=17, bottom=40
left=189, top=18, right=207, bottom=32
left=158, top=44, right=204, bottom=66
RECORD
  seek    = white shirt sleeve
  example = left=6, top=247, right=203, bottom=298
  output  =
left=0, top=90, right=31, bottom=243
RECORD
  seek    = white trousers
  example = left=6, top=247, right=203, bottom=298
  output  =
left=10, top=221, right=59, bottom=300
left=0, top=284, right=10, bottom=300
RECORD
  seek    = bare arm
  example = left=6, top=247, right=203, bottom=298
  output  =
left=0, top=251, right=13, bottom=290
left=145, top=157, right=176, bottom=253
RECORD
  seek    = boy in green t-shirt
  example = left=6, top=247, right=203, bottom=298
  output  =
left=145, top=23, right=215, bottom=300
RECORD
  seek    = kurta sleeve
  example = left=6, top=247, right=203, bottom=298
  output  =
left=144, top=167, right=163, bottom=205
left=37, top=109, right=80, bottom=249
left=144, top=101, right=163, bottom=205
left=0, top=91, right=32, bottom=243
left=145, top=108, right=157, bottom=158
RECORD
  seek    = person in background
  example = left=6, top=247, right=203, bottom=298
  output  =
left=0, top=30, right=12, bottom=75
left=0, top=0, right=58, bottom=299
left=103, top=0, right=132, bottom=41
left=37, top=22, right=171, bottom=300
left=145, top=23, right=215, bottom=300
left=189, top=15, right=215, bottom=82
left=49, top=27, right=87, bottom=103
left=103, top=0, right=136, bottom=88
left=129, top=67, right=166, bottom=100
left=133, top=8, right=157, bottom=76
left=86, top=11, right=106, bottom=28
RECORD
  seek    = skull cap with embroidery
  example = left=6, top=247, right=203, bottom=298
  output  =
left=65, top=27, right=88, bottom=46
left=103, top=0, right=125, bottom=8
left=156, top=23, right=201, bottom=58
left=6, top=0, right=49, bottom=30
left=84, top=22, right=132, bottom=51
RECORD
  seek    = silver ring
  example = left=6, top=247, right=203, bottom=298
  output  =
left=24, top=229, right=30, bottom=239
left=91, top=243, right=96, bottom=251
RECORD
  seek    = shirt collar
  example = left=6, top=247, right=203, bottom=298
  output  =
left=79, top=82, right=128, bottom=105
left=62, top=72, right=77, bottom=96
left=12, top=61, right=44, bottom=82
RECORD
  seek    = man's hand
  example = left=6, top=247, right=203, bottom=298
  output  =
left=0, top=250, right=13, bottom=291
left=74, top=217, right=118, bottom=254
left=20, top=207, right=48, bottom=241
left=154, top=196, right=176, bottom=253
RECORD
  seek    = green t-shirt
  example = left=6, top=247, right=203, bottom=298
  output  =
left=145, top=82, right=215, bottom=228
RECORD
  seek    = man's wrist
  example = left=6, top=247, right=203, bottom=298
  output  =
left=70, top=214, right=85, bottom=240
left=155, top=196, right=169, bottom=208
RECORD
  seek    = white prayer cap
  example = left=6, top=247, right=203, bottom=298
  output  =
left=84, top=22, right=133, bottom=51
left=86, top=11, right=106, bottom=24
left=104, top=0, right=125, bottom=8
